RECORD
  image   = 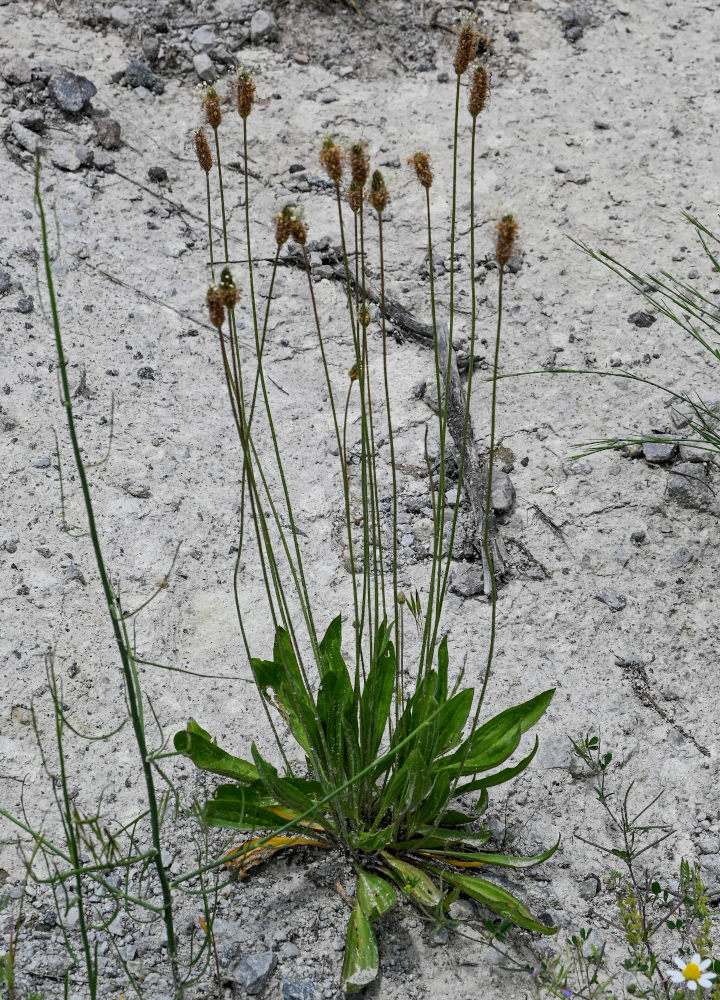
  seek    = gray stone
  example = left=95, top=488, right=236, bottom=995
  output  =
left=668, top=461, right=712, bottom=510
left=141, top=34, right=160, bottom=63
left=628, top=310, right=656, bottom=328
left=94, top=150, right=116, bottom=171
left=318, top=87, right=338, bottom=103
left=51, top=145, right=82, bottom=172
left=282, top=978, right=315, bottom=1000
left=669, top=546, right=694, bottom=570
left=125, top=59, right=165, bottom=94
left=147, top=165, right=168, bottom=183
left=642, top=441, right=677, bottom=463
left=491, top=470, right=515, bottom=513
left=596, top=587, right=626, bottom=612
left=482, top=944, right=508, bottom=966
left=232, top=951, right=277, bottom=994
left=679, top=444, right=711, bottom=463
left=191, top=24, right=218, bottom=52
left=2, top=53, right=32, bottom=85
left=563, top=458, right=592, bottom=476
left=109, top=4, right=133, bottom=26
left=0, top=270, right=11, bottom=295
left=250, top=9, right=278, bottom=43
left=450, top=562, right=484, bottom=598
left=123, top=480, right=151, bottom=499
left=48, top=69, right=97, bottom=112
left=193, top=53, right=217, bottom=83
left=94, top=116, right=121, bottom=149
left=11, top=121, right=40, bottom=153
left=17, top=295, right=34, bottom=314
left=76, top=144, right=94, bottom=167
left=579, top=875, right=600, bottom=901
left=279, top=942, right=300, bottom=961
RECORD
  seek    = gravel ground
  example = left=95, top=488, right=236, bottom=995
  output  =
left=1, top=0, right=719, bottom=997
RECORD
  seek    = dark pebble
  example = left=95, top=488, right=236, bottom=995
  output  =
left=137, top=367, right=156, bottom=380
left=505, top=29, right=520, bottom=42
left=94, top=116, right=121, bottom=150
left=125, top=59, right=165, bottom=94
left=17, top=295, right=34, bottom=314
left=147, top=165, right=168, bottom=182
left=288, top=163, right=306, bottom=173
left=628, top=310, right=656, bottom=328
left=437, top=70, right=449, bottom=83
left=0, top=270, right=11, bottom=296
left=48, top=69, right=97, bottom=112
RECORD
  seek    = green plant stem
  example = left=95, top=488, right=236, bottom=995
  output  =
left=34, top=159, right=179, bottom=986
left=377, top=212, right=399, bottom=673
left=418, top=186, right=441, bottom=680
left=205, top=172, right=215, bottom=283
left=212, top=127, right=229, bottom=264
left=432, top=112, right=479, bottom=649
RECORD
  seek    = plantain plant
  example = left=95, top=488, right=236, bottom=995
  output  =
left=175, top=17, right=558, bottom=992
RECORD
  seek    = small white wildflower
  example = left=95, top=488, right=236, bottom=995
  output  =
left=667, top=954, right=716, bottom=991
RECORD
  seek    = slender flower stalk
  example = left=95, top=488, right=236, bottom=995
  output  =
left=34, top=159, right=179, bottom=986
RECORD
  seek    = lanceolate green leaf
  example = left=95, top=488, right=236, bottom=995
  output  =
left=342, top=901, right=379, bottom=993
left=380, top=854, right=444, bottom=909
left=430, top=869, right=557, bottom=934
left=356, top=868, right=397, bottom=922
left=359, top=622, right=396, bottom=766
left=455, top=737, right=540, bottom=794
left=413, top=838, right=560, bottom=869
left=173, top=721, right=258, bottom=783
left=202, top=783, right=287, bottom=832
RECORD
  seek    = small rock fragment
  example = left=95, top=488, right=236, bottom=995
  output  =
left=232, top=952, right=277, bottom=995
left=48, top=69, right=97, bottom=112
left=2, top=53, right=32, bottom=85
left=628, top=310, right=656, bottom=328
left=667, top=461, right=712, bottom=510
left=450, top=562, right=484, bottom=598
left=318, top=87, right=338, bottom=103
left=191, top=24, right=218, bottom=51
left=16, top=294, right=34, bottom=313
left=579, top=875, right=600, bottom=901
left=596, top=587, right=626, bottom=612
left=193, top=53, right=217, bottom=83
left=109, top=4, right=133, bottom=27
left=642, top=441, right=677, bottom=464
left=123, top=480, right=151, bottom=499
left=147, top=165, right=168, bottom=183
left=250, top=9, right=278, bottom=43
left=11, top=121, right=39, bottom=153
left=282, top=978, right=315, bottom=1000
left=94, top=116, right=121, bottom=149
left=669, top=546, right=693, bottom=570
left=14, top=108, right=44, bottom=132
left=51, top=145, right=82, bottom=172
left=491, top=470, right=515, bottom=513
left=563, top=458, right=592, bottom=476
left=125, top=59, right=165, bottom=95
left=94, top=151, right=116, bottom=171
left=0, top=270, right=12, bottom=296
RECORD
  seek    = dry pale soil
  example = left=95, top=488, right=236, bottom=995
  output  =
left=1, top=0, right=720, bottom=997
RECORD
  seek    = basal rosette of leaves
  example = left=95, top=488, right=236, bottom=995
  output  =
left=175, top=619, right=557, bottom=991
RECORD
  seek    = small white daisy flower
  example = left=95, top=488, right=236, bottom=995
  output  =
left=667, top=954, right=716, bottom=991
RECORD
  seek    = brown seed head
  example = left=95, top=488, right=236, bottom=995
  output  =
left=454, top=15, right=480, bottom=76
left=219, top=266, right=241, bottom=310
left=346, top=181, right=363, bottom=214
left=234, top=69, right=256, bottom=119
left=194, top=129, right=213, bottom=173
left=274, top=205, right=295, bottom=246
left=202, top=86, right=222, bottom=130
left=358, top=304, right=371, bottom=329
left=495, top=213, right=519, bottom=267
left=348, top=362, right=359, bottom=382
left=369, top=170, right=389, bottom=214
left=349, top=141, right=370, bottom=189
left=290, top=213, right=308, bottom=247
left=319, top=137, right=344, bottom=185
left=468, top=65, right=491, bottom=119
left=408, top=152, right=433, bottom=190
left=206, top=285, right=225, bottom=329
